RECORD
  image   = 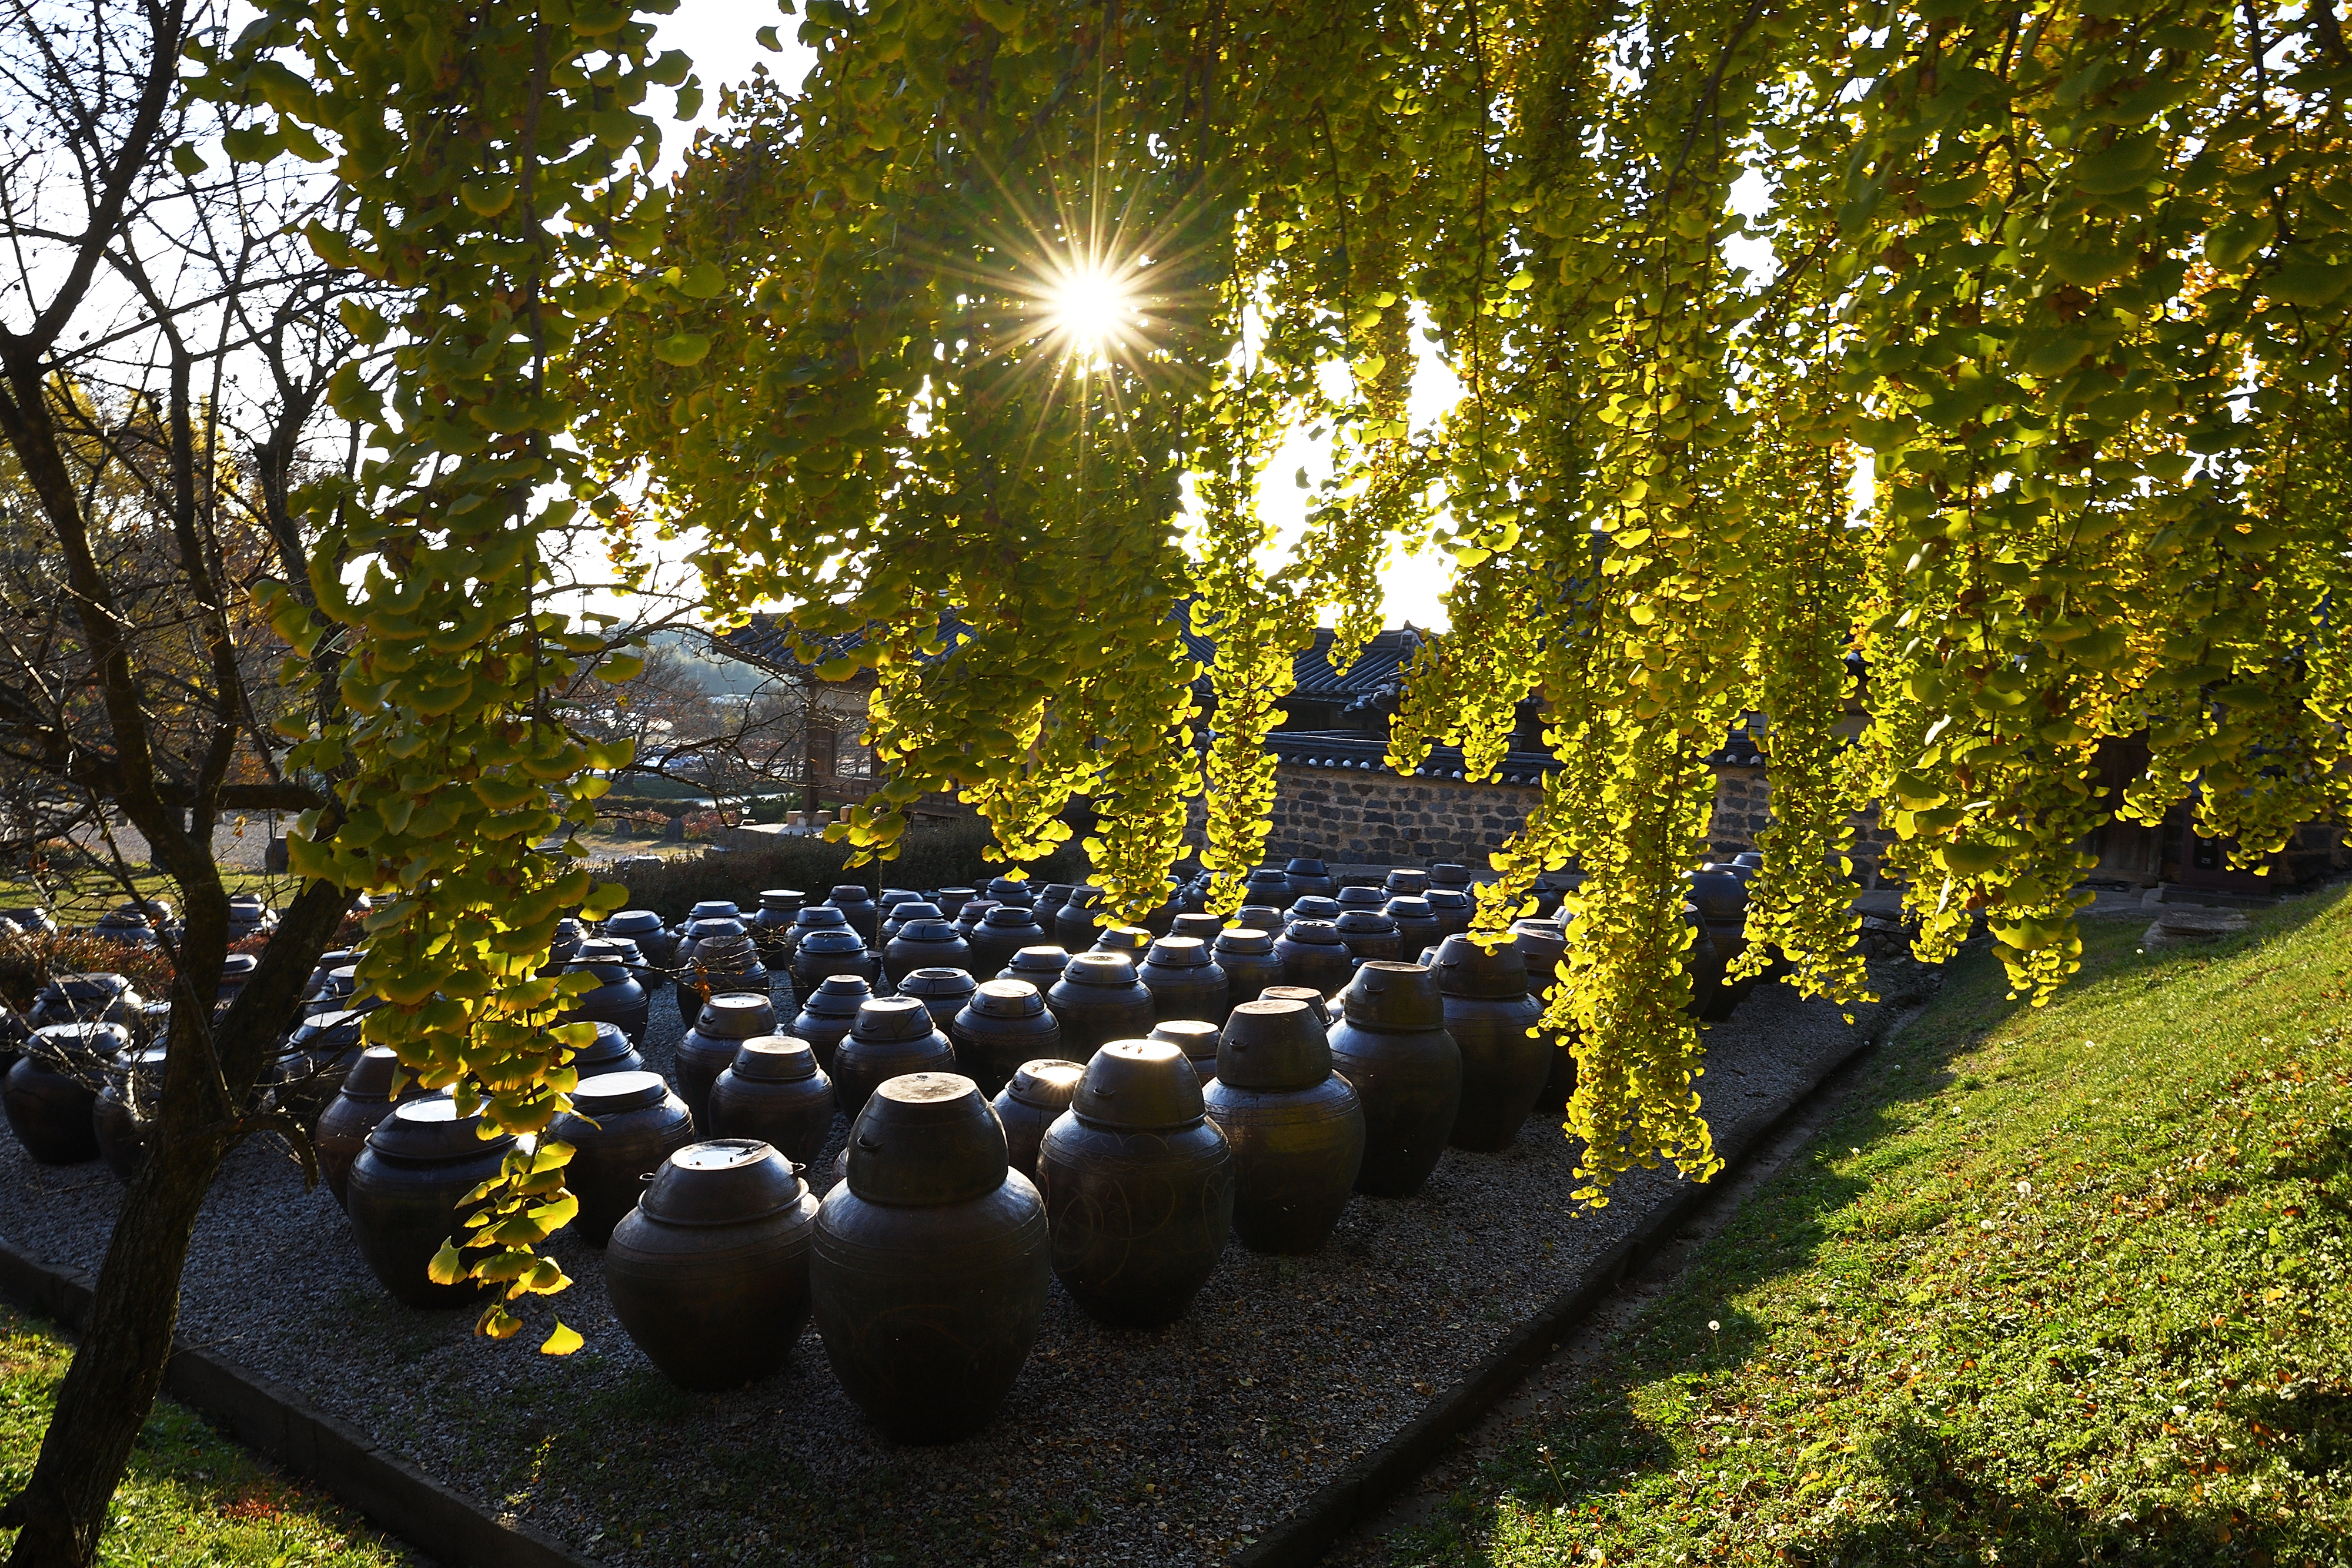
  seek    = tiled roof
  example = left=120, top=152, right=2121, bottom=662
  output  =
left=1288, top=627, right=1427, bottom=702
left=1263, top=726, right=1765, bottom=782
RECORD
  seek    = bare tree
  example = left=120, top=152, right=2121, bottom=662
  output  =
left=0, top=3, right=371, bottom=1559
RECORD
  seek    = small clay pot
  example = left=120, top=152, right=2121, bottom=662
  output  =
left=1686, top=869, right=1755, bottom=1021
left=268, top=1009, right=367, bottom=1127
left=1383, top=897, right=1441, bottom=957
left=1431, top=934, right=1548, bottom=1152
left=884, top=918, right=970, bottom=985
left=893, top=967, right=974, bottom=1036
left=316, top=1046, right=426, bottom=1208
left=607, top=1140, right=821, bottom=1390
left=709, top=1036, right=836, bottom=1165
left=991, top=1059, right=1083, bottom=1183
left=1137, top=936, right=1230, bottom=1026
left=792, top=974, right=874, bottom=1072
left=1037, top=1041, right=1234, bottom=1326
left=676, top=923, right=773, bottom=1025
left=1147, top=1018, right=1221, bottom=1088
left=814, top=1075, right=1050, bottom=1442
left=93, top=1045, right=168, bottom=1182
left=832, top=997, right=956, bottom=1119
left=1242, top=867, right=1292, bottom=905
left=676, top=992, right=779, bottom=1132
left=1683, top=903, right=1727, bottom=1018
left=1274, top=920, right=1356, bottom=995
left=30, top=973, right=142, bottom=1032
left=550, top=1071, right=697, bottom=1246
left=1044, top=952, right=1157, bottom=1061
left=953, top=899, right=1000, bottom=937
left=786, top=902, right=849, bottom=965
left=1035, top=885, right=1074, bottom=925
left=950, top=980, right=1063, bottom=1098
left=1334, top=909, right=1403, bottom=965
left=984, top=876, right=1033, bottom=907
left=1284, top=858, right=1335, bottom=899
left=1205, top=999, right=1365, bottom=1253
left=1325, top=962, right=1461, bottom=1198
left=346, top=1096, right=515, bottom=1307
left=968, top=905, right=1048, bottom=974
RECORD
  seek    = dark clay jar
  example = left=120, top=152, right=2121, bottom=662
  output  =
left=950, top=981, right=1062, bottom=1098
left=299, top=952, right=355, bottom=1014
left=1284, top=858, right=1335, bottom=899
left=984, top=876, right=1033, bottom=907
left=1137, top=937, right=1230, bottom=1027
left=316, top=1047, right=424, bottom=1208
left=676, top=925, right=773, bottom=1025
left=269, top=1009, right=366, bottom=1127
left=1334, top=910, right=1404, bottom=965
left=1508, top=919, right=1578, bottom=1113
left=1212, top=928, right=1285, bottom=1008
left=1090, top=924, right=1152, bottom=959
left=1035, top=884, right=1074, bottom=926
left=1326, top=962, right=1461, bottom=1198
left=1148, top=1019, right=1220, bottom=1088
left=550, top=1071, right=697, bottom=1246
left=1052, top=885, right=1106, bottom=949
left=1686, top=868, right=1755, bottom=1021
left=1204, top=999, right=1365, bottom=1253
left=1424, top=889, right=1475, bottom=942
left=880, top=900, right=940, bottom=944
left=1283, top=894, right=1341, bottom=927
left=607, top=1140, right=821, bottom=1391
left=1234, top=905, right=1285, bottom=937
left=1260, top=985, right=1334, bottom=1025
left=1037, top=1040, right=1235, bottom=1328
left=1044, top=952, right=1157, bottom=1061
left=93, top=1045, right=168, bottom=1182
left=676, top=992, right=779, bottom=1132
left=1384, top=868, right=1433, bottom=898
left=785, top=902, right=849, bottom=967
left=346, top=1096, right=515, bottom=1308
left=30, top=972, right=141, bottom=1032
left=991, top=1059, right=1083, bottom=1183
left=1429, top=862, right=1474, bottom=891
left=793, top=974, right=874, bottom=1072
left=215, top=952, right=258, bottom=1011
left=893, top=967, right=974, bottom=1037
left=1242, top=867, right=1292, bottom=905
left=1683, top=903, right=1727, bottom=1019
left=994, top=945, right=1069, bottom=991
left=1170, top=912, right=1225, bottom=944
left=967, top=905, right=1046, bottom=974
left=1431, top=934, right=1549, bottom=1152
left=813, top=1074, right=1051, bottom=1443
left=1136, top=886, right=1181, bottom=939
left=827, top=885, right=880, bottom=945
left=6, top=1024, right=124, bottom=1165
left=604, top=911, right=677, bottom=969
left=832, top=997, right=956, bottom=1119
left=953, top=899, right=1000, bottom=938
left=934, top=886, right=980, bottom=914
left=562, top=942, right=650, bottom=1048
left=572, top=1019, right=646, bottom=1081
left=750, top=889, right=806, bottom=966
left=792, top=928, right=877, bottom=995
left=1274, top=920, right=1356, bottom=997
left=1335, top=885, right=1386, bottom=913
left=884, top=918, right=971, bottom=985
left=1384, top=897, right=1442, bottom=957
left=709, top=1036, right=835, bottom=1165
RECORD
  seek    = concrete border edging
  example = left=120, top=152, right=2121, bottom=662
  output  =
left=1232, top=1009, right=1905, bottom=1567
left=0, top=1240, right=600, bottom=1568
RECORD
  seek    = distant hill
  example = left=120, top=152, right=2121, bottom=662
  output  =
left=643, top=628, right=778, bottom=698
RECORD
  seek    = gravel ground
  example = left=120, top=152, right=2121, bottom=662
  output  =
left=0, top=979, right=1878, bottom=1567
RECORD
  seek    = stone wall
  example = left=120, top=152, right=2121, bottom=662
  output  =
left=1186, top=763, right=1546, bottom=868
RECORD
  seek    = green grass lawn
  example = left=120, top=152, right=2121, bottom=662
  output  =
left=1377, top=885, right=2351, bottom=1568
left=0, top=1301, right=413, bottom=1566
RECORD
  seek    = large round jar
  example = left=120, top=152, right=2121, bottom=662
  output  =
left=562, top=941, right=650, bottom=1047
left=29, top=972, right=140, bottom=1032
left=934, top=886, right=980, bottom=916
left=1234, top=904, right=1285, bottom=937
left=1326, top=962, right=1461, bottom=1198
left=786, top=902, right=850, bottom=965
left=269, top=1009, right=367, bottom=1126
left=1044, top=952, right=1156, bottom=1061
left=5, top=1024, right=124, bottom=1165
left=884, top=918, right=970, bottom=985
left=677, top=993, right=777, bottom=1131
left=990, top=1059, right=1083, bottom=1183
left=1284, top=858, right=1335, bottom=900
left=1089, top=924, right=1152, bottom=960
left=791, top=928, right=876, bottom=995
left=1, top=906, right=59, bottom=938
left=542, top=917, right=586, bottom=978
left=893, top=967, right=974, bottom=1035
left=316, top=1047, right=423, bottom=1208
left=950, top=981, right=1061, bottom=1097
left=603, top=910, right=677, bottom=969
left=215, top=952, right=258, bottom=1013
left=1242, top=867, right=1292, bottom=906
left=832, top=997, right=956, bottom=1119
left=1335, top=909, right=1403, bottom=965
left=880, top=900, right=941, bottom=945
left=1135, top=884, right=1181, bottom=938
left=346, top=1096, right=514, bottom=1308
left=550, top=1071, right=696, bottom=1245
left=1205, top=999, right=1365, bottom=1253
left=1261, top=985, right=1334, bottom=1025
left=1335, top=885, right=1386, bottom=914
left=1685, top=868, right=1755, bottom=1021
left=1212, top=928, right=1284, bottom=1007
left=827, top=885, right=880, bottom=944
left=93, top=1045, right=168, bottom=1183
left=92, top=903, right=157, bottom=948
left=676, top=923, right=773, bottom=1025
left=1274, top=920, right=1355, bottom=996
left=1137, top=936, right=1230, bottom=1026
left=1148, top=1019, right=1220, bottom=1088
left=298, top=951, right=355, bottom=1014
left=1170, top=912, right=1225, bottom=944
left=1384, top=897, right=1442, bottom=958
left=792, top=974, right=873, bottom=1072
left=1424, top=889, right=1475, bottom=942
left=1037, top=1040, right=1234, bottom=1327
left=1283, top=894, right=1341, bottom=927
left=1508, top=918, right=1577, bottom=1113
left=968, top=905, right=1046, bottom=974
left=1683, top=903, right=1727, bottom=1018
left=1429, top=862, right=1474, bottom=892
left=570, top=1019, right=647, bottom=1081
left=607, top=1140, right=821, bottom=1391
left=1051, top=885, right=1106, bottom=948
left=1384, top=868, right=1432, bottom=898
left=1431, top=934, right=1549, bottom=1151
left=994, top=945, right=1069, bottom=991
left=709, top=1037, right=835, bottom=1165
left=1034, top=885, right=1075, bottom=928
left=952, top=898, right=1000, bottom=938
left=749, top=890, right=805, bottom=967
left=813, top=1074, right=1050, bottom=1443
left=984, top=876, right=1034, bottom=908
